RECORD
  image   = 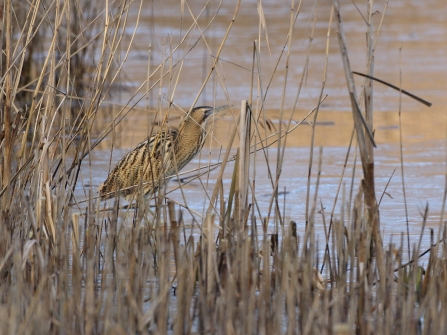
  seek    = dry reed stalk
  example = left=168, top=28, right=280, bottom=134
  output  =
left=332, top=0, right=386, bottom=295
left=396, top=49, right=412, bottom=260
left=2, top=0, right=447, bottom=334
left=238, top=100, right=251, bottom=227
left=206, top=111, right=240, bottom=214
left=305, top=4, right=333, bottom=233
left=181, top=0, right=240, bottom=126
left=2, top=0, right=12, bottom=206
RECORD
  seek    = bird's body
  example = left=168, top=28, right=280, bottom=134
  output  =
left=98, top=105, right=227, bottom=200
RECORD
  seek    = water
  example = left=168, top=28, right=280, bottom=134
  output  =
left=78, top=0, right=447, bottom=259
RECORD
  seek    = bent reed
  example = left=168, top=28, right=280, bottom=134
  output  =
left=0, top=0, right=445, bottom=334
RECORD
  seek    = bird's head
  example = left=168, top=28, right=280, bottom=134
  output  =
left=185, top=105, right=229, bottom=126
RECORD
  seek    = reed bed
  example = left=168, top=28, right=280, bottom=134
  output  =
left=0, top=0, right=446, bottom=334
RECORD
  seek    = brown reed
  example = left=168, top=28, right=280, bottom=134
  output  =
left=0, top=0, right=444, bottom=334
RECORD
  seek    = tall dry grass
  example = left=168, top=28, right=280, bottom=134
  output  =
left=0, top=0, right=446, bottom=334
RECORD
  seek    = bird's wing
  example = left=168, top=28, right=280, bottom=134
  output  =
left=147, top=128, right=178, bottom=175
left=99, top=128, right=179, bottom=199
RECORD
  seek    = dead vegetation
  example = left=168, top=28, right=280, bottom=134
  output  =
left=0, top=0, right=445, bottom=334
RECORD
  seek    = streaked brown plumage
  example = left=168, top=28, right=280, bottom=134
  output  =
left=98, top=105, right=228, bottom=200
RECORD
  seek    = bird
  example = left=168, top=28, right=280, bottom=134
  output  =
left=98, top=105, right=228, bottom=200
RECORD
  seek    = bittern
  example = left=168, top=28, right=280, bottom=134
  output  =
left=98, top=105, right=228, bottom=200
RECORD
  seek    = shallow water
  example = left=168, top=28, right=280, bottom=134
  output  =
left=79, top=0, right=447, bottom=258
left=84, top=138, right=446, bottom=258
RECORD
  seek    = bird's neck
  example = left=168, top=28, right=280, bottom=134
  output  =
left=178, top=118, right=204, bottom=142
left=174, top=118, right=207, bottom=168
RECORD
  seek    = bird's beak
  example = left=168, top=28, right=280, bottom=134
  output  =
left=206, top=105, right=230, bottom=118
